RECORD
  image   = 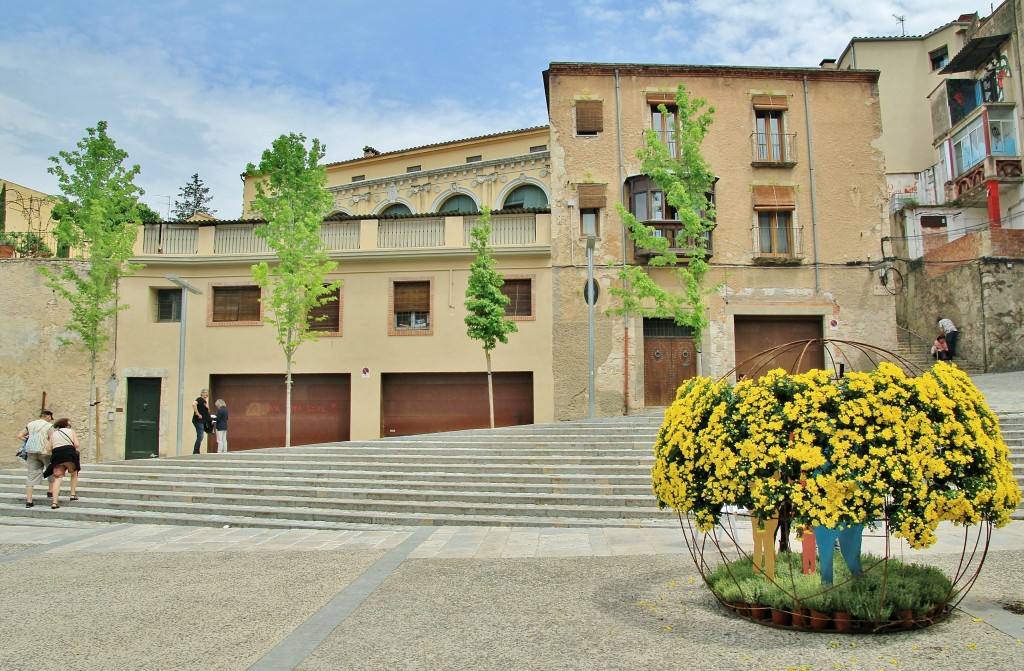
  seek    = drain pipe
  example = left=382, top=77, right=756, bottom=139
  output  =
left=802, top=76, right=821, bottom=293
left=615, top=68, right=630, bottom=412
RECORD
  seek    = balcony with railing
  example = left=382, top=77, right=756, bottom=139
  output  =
left=750, top=131, right=798, bottom=167
left=135, top=211, right=549, bottom=259
left=632, top=222, right=714, bottom=263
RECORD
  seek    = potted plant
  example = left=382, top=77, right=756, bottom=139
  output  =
left=10, top=231, right=53, bottom=258
left=0, top=231, right=15, bottom=258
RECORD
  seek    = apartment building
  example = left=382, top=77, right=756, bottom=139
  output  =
left=111, top=127, right=554, bottom=454
left=837, top=4, right=1024, bottom=371
left=543, top=62, right=895, bottom=418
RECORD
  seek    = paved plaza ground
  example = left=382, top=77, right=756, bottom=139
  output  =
left=0, top=519, right=1022, bottom=671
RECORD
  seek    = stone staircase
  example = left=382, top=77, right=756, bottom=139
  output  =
left=0, top=414, right=676, bottom=530
left=2, top=411, right=1020, bottom=530
left=894, top=325, right=983, bottom=376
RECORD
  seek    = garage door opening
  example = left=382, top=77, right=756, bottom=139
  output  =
left=381, top=372, right=533, bottom=437
left=210, top=373, right=351, bottom=450
left=734, top=316, right=824, bottom=380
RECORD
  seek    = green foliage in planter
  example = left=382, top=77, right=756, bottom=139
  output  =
left=705, top=553, right=953, bottom=621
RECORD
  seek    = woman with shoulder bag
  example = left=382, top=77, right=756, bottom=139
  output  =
left=16, top=409, right=54, bottom=507
left=43, top=418, right=81, bottom=509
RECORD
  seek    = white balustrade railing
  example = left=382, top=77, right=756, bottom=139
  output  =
left=462, top=214, right=537, bottom=245
left=143, top=224, right=198, bottom=254
left=378, top=218, right=445, bottom=248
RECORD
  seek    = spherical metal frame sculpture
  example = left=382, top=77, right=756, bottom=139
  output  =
left=660, top=338, right=1012, bottom=633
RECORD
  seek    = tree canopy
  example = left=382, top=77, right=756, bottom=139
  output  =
left=247, top=132, right=339, bottom=447
left=173, top=172, right=216, bottom=220
left=608, top=84, right=718, bottom=345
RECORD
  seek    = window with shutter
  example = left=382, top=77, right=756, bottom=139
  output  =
left=752, top=185, right=796, bottom=210
left=156, top=288, right=181, bottom=323
left=308, top=285, right=341, bottom=333
left=212, top=286, right=262, bottom=324
left=576, top=183, right=607, bottom=209
left=575, top=100, right=603, bottom=135
left=391, top=280, right=432, bottom=334
left=500, top=278, right=533, bottom=318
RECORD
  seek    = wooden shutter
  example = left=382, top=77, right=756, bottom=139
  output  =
left=752, top=185, right=796, bottom=210
left=308, top=286, right=340, bottom=332
left=394, top=281, right=429, bottom=312
left=577, top=183, right=607, bottom=209
left=575, top=100, right=603, bottom=133
left=213, top=286, right=261, bottom=322
left=751, top=94, right=789, bottom=110
left=646, top=92, right=676, bottom=105
left=500, top=279, right=532, bottom=317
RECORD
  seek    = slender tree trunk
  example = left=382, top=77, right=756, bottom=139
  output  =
left=485, top=349, right=495, bottom=429
left=88, top=355, right=97, bottom=462
left=285, top=364, right=293, bottom=448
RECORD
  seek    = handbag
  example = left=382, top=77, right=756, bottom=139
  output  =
left=24, top=428, right=47, bottom=454
left=16, top=445, right=27, bottom=460
left=203, top=419, right=214, bottom=434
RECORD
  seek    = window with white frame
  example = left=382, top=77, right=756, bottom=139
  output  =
left=952, top=116, right=986, bottom=176
left=988, top=107, right=1017, bottom=156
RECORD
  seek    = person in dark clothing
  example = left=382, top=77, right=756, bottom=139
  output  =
left=191, top=388, right=212, bottom=454
left=213, top=398, right=229, bottom=453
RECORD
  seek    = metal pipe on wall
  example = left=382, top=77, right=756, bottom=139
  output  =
left=803, top=77, right=822, bottom=293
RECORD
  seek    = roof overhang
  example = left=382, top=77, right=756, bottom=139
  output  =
left=941, top=33, right=1011, bottom=73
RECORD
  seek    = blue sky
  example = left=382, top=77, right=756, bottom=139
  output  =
left=2, top=0, right=984, bottom=218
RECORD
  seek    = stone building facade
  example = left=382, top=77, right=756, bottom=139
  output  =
left=543, top=63, right=896, bottom=419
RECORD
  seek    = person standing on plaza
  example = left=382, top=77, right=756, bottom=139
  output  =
left=17, top=408, right=54, bottom=507
left=937, top=317, right=959, bottom=360
left=191, top=388, right=213, bottom=454
left=43, top=417, right=80, bottom=509
left=213, top=398, right=229, bottom=453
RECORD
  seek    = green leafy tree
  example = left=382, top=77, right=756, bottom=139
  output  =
left=172, top=172, right=216, bottom=220
left=464, top=207, right=518, bottom=428
left=39, top=120, right=146, bottom=457
left=247, top=133, right=339, bottom=447
left=608, top=84, right=717, bottom=345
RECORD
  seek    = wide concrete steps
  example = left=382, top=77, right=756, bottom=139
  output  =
left=1, top=415, right=676, bottom=529
left=3, top=411, right=1020, bottom=528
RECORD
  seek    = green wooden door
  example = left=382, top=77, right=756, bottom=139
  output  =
left=126, top=377, right=161, bottom=459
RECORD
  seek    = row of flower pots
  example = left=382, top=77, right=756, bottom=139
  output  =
left=723, top=601, right=951, bottom=633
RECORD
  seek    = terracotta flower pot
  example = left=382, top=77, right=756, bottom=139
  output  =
left=749, top=605, right=770, bottom=621
left=0, top=244, right=15, bottom=259
left=771, top=608, right=792, bottom=626
left=833, top=611, right=854, bottom=632
left=898, top=608, right=915, bottom=630
left=791, top=610, right=809, bottom=629
left=810, top=609, right=832, bottom=631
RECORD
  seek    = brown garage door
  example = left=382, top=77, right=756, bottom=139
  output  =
left=381, top=372, right=533, bottom=437
left=210, top=373, right=350, bottom=450
left=734, top=317, right=824, bottom=380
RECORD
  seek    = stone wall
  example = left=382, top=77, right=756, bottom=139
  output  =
left=897, top=231, right=1024, bottom=371
left=0, top=259, right=115, bottom=468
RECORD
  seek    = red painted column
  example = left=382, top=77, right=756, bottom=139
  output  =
left=987, top=179, right=1002, bottom=228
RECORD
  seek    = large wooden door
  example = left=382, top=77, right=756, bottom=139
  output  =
left=734, top=316, right=824, bottom=380
left=210, top=373, right=351, bottom=450
left=381, top=372, right=533, bottom=437
left=643, top=318, right=698, bottom=407
left=126, top=377, right=161, bottom=459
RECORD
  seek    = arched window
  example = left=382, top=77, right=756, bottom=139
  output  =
left=439, top=194, right=478, bottom=214
left=503, top=184, right=548, bottom=209
left=380, top=203, right=412, bottom=217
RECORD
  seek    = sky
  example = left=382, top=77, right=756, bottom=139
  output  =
left=1, top=0, right=987, bottom=219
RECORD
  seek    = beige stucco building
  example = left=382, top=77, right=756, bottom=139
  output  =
left=543, top=63, right=895, bottom=418
left=109, top=127, right=554, bottom=455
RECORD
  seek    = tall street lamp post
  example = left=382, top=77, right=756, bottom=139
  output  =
left=165, top=275, right=202, bottom=456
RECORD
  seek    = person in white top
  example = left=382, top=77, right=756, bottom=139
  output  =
left=937, top=317, right=959, bottom=360
left=16, top=408, right=53, bottom=507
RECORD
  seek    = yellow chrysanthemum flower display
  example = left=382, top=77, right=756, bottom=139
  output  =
left=651, top=362, right=1022, bottom=548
